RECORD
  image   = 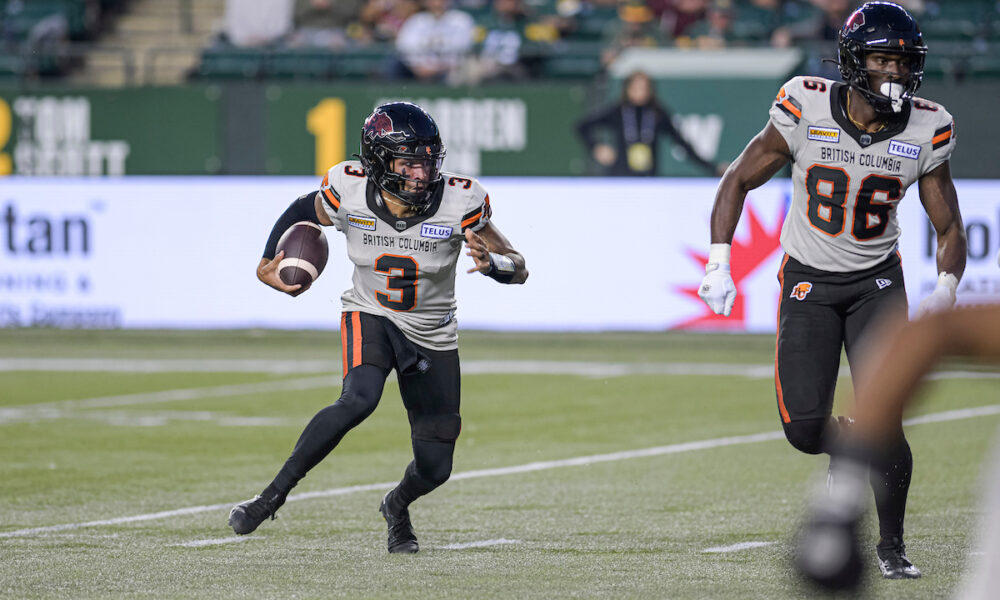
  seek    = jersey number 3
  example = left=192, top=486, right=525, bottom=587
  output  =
left=805, top=165, right=901, bottom=241
left=375, top=254, right=418, bottom=311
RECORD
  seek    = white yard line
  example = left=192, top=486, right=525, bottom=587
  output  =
left=2, top=404, right=997, bottom=539
left=702, top=541, right=777, bottom=553
left=172, top=537, right=255, bottom=548
left=438, top=538, right=520, bottom=550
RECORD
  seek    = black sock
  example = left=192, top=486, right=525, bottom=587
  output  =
left=870, top=436, right=913, bottom=544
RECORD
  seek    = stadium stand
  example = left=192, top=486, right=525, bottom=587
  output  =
left=1, top=1, right=998, bottom=85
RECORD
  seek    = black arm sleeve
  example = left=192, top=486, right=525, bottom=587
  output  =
left=262, top=192, right=321, bottom=259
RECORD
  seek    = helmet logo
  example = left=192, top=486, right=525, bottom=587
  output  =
left=846, top=11, right=865, bottom=33
left=364, top=112, right=395, bottom=140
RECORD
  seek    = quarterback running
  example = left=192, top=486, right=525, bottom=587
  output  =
left=229, top=101, right=528, bottom=553
left=697, top=1, right=966, bottom=579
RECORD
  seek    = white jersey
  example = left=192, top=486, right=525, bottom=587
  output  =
left=318, top=160, right=491, bottom=350
left=769, top=76, right=956, bottom=272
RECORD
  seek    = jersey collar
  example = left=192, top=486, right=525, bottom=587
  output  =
left=366, top=180, right=444, bottom=232
left=830, top=83, right=911, bottom=148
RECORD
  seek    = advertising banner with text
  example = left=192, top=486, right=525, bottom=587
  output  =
left=0, top=177, right=997, bottom=331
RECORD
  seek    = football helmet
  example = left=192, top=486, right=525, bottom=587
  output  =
left=359, top=102, right=446, bottom=210
left=838, top=2, right=927, bottom=114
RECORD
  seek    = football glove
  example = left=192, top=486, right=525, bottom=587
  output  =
left=916, top=272, right=958, bottom=317
left=699, top=263, right=736, bottom=316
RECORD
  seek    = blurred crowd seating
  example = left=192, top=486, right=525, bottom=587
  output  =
left=193, top=0, right=1000, bottom=83
left=0, top=0, right=127, bottom=77
left=2, top=0, right=1000, bottom=83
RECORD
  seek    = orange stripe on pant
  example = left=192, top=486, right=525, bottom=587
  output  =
left=351, top=311, right=362, bottom=370
left=775, top=254, right=792, bottom=424
left=340, top=312, right=348, bottom=376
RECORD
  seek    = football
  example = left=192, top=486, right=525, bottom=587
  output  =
left=275, top=221, right=328, bottom=296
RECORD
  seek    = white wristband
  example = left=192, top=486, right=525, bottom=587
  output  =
left=708, top=243, right=731, bottom=266
left=936, top=272, right=958, bottom=294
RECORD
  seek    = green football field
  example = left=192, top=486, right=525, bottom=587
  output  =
left=2, top=329, right=998, bottom=599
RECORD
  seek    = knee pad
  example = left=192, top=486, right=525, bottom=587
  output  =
left=783, top=418, right=828, bottom=455
left=409, top=411, right=461, bottom=443
left=331, top=389, right=379, bottom=422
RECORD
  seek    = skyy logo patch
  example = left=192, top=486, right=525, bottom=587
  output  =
left=347, top=214, right=376, bottom=231
left=887, top=140, right=920, bottom=159
left=421, top=223, right=453, bottom=239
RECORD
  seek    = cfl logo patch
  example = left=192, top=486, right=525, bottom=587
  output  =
left=790, top=282, right=813, bottom=301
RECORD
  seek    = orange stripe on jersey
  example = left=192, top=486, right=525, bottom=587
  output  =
left=780, top=98, right=801, bottom=120
left=775, top=254, right=791, bottom=424
left=351, top=311, right=362, bottom=369
left=461, top=210, right=483, bottom=229
left=931, top=129, right=951, bottom=146
left=323, top=187, right=340, bottom=211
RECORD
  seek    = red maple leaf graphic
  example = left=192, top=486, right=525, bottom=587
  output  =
left=675, top=204, right=784, bottom=330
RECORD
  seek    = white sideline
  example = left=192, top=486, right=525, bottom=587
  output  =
left=2, top=404, right=999, bottom=539
left=439, top=538, right=520, bottom=550
left=4, top=357, right=1000, bottom=380
left=702, top=541, right=777, bottom=553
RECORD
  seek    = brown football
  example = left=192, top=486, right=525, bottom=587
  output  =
left=275, top=221, right=328, bottom=296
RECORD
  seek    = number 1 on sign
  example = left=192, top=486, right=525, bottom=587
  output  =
left=306, top=98, right=346, bottom=176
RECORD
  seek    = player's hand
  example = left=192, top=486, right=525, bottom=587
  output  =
left=698, top=264, right=737, bottom=316
left=593, top=144, right=616, bottom=166
left=464, top=229, right=491, bottom=274
left=916, top=273, right=957, bottom=317
left=256, top=251, right=303, bottom=296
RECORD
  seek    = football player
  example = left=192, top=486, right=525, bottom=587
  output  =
left=697, top=1, right=967, bottom=579
left=796, top=303, right=1000, bottom=592
left=229, top=101, right=528, bottom=554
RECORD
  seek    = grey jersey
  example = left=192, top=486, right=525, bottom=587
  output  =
left=769, top=76, right=956, bottom=272
left=318, top=160, right=491, bottom=350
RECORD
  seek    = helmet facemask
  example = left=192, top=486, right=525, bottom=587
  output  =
left=373, top=145, right=445, bottom=210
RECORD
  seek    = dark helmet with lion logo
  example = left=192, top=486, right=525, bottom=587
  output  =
left=359, top=102, right=447, bottom=211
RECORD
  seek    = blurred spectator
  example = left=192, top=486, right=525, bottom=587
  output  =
left=687, top=0, right=736, bottom=49
left=467, top=0, right=555, bottom=83
left=358, top=0, right=420, bottom=43
left=771, top=0, right=851, bottom=78
left=771, top=0, right=849, bottom=48
left=600, top=0, right=666, bottom=67
left=223, top=0, right=294, bottom=47
left=288, top=0, right=364, bottom=49
left=728, top=0, right=782, bottom=44
left=649, top=0, right=709, bottom=42
left=391, top=0, right=475, bottom=82
left=576, top=70, right=722, bottom=176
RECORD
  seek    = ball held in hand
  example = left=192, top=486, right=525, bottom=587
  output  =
left=275, top=221, right=328, bottom=295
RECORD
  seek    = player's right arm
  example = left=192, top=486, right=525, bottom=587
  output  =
left=699, top=122, right=791, bottom=315
left=257, top=183, right=333, bottom=295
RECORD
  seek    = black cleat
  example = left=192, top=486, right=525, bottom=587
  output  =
left=379, top=491, right=418, bottom=554
left=228, top=491, right=286, bottom=535
left=877, top=538, right=922, bottom=579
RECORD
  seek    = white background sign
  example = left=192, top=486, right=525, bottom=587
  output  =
left=0, top=177, right=997, bottom=331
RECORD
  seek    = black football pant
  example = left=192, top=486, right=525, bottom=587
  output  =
left=268, top=312, right=461, bottom=512
left=776, top=253, right=912, bottom=542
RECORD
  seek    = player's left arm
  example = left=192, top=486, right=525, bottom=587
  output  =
left=916, top=160, right=967, bottom=315
left=464, top=223, right=528, bottom=284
